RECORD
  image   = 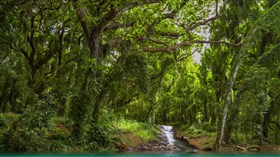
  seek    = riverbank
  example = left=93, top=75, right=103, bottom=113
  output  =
left=173, top=127, right=280, bottom=154
left=173, top=127, right=214, bottom=151
left=121, top=125, right=195, bottom=153
left=1, top=113, right=279, bottom=154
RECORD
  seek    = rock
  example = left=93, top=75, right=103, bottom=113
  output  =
left=191, top=149, right=199, bottom=153
left=158, top=141, right=167, bottom=146
left=140, top=146, right=149, bottom=150
left=125, top=147, right=134, bottom=151
left=159, top=145, right=165, bottom=150
left=247, top=145, right=261, bottom=152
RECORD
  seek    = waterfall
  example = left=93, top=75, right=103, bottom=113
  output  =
left=161, top=125, right=176, bottom=145
left=160, top=125, right=194, bottom=152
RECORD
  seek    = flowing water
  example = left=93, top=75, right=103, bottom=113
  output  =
left=158, top=125, right=193, bottom=152
left=125, top=125, right=193, bottom=152
left=161, top=125, right=176, bottom=146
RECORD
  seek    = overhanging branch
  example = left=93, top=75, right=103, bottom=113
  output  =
left=105, top=21, right=135, bottom=30
left=185, top=15, right=220, bottom=33
left=148, top=38, right=169, bottom=47
left=143, top=40, right=242, bottom=52
left=99, top=0, right=160, bottom=31
left=158, top=0, right=228, bottom=38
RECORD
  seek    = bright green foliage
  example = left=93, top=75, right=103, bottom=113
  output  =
left=116, top=118, right=160, bottom=141
left=0, top=0, right=280, bottom=153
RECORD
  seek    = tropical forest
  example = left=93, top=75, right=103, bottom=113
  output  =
left=0, top=0, right=280, bottom=155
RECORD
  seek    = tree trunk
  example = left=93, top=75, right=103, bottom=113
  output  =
left=147, top=98, right=155, bottom=124
left=215, top=47, right=245, bottom=151
left=0, top=78, right=13, bottom=112
left=262, top=96, right=277, bottom=139
left=203, top=96, right=208, bottom=122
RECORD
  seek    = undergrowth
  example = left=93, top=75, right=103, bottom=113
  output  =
left=0, top=113, right=159, bottom=152
left=114, top=119, right=160, bottom=141
left=179, top=123, right=216, bottom=138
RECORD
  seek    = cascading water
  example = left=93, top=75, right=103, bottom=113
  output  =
left=161, top=125, right=176, bottom=146
left=159, top=125, right=194, bottom=152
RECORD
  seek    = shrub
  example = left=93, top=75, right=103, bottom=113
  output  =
left=47, top=117, right=72, bottom=140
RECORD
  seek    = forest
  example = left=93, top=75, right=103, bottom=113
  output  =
left=0, top=0, right=280, bottom=153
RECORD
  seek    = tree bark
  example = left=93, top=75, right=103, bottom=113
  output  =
left=262, top=95, right=279, bottom=138
left=215, top=46, right=245, bottom=151
left=203, top=95, right=208, bottom=122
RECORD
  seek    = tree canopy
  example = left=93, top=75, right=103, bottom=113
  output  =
left=0, top=0, right=280, bottom=152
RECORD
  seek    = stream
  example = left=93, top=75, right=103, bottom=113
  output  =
left=126, top=125, right=195, bottom=153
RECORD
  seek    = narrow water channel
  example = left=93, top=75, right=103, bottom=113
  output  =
left=161, top=125, right=176, bottom=146
left=159, top=125, right=193, bottom=152
left=126, top=125, right=193, bottom=152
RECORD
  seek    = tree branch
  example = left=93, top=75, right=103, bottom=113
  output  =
left=190, top=40, right=242, bottom=46
left=176, top=47, right=198, bottom=61
left=76, top=7, right=90, bottom=40
left=143, top=40, right=242, bottom=52
left=163, top=12, right=177, bottom=19
left=20, top=48, right=30, bottom=61
left=148, top=38, right=169, bottom=47
left=156, top=15, right=220, bottom=39
left=100, top=0, right=160, bottom=31
left=105, top=21, right=135, bottom=30
left=185, top=15, right=220, bottom=33
left=158, top=0, right=228, bottom=38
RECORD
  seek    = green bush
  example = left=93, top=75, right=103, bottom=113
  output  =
left=0, top=115, right=5, bottom=128
left=0, top=113, right=21, bottom=151
left=200, top=122, right=216, bottom=132
left=90, top=111, right=124, bottom=151
left=0, top=113, right=20, bottom=128
left=86, top=122, right=112, bottom=149
left=48, top=140, right=71, bottom=152
left=47, top=117, right=72, bottom=140
left=0, top=98, right=55, bottom=152
left=1, top=126, right=49, bottom=152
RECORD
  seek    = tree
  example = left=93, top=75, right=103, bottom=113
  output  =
left=215, top=1, right=280, bottom=150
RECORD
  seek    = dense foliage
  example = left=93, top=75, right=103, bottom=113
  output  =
left=0, top=0, right=280, bottom=152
